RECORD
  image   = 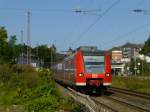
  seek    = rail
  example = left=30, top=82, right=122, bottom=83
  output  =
left=107, top=87, right=150, bottom=112
left=67, top=87, right=118, bottom=112
left=104, top=95, right=150, bottom=112
left=109, top=87, right=150, bottom=100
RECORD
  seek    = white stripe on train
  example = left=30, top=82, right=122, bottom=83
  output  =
left=75, top=82, right=112, bottom=86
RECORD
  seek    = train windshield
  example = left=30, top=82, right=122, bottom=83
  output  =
left=83, top=56, right=105, bottom=73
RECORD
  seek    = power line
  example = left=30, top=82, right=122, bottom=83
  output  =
left=102, top=23, right=150, bottom=48
left=70, top=0, right=120, bottom=48
left=0, top=8, right=72, bottom=12
left=73, top=9, right=101, bottom=13
left=0, top=7, right=101, bottom=13
left=62, top=2, right=101, bottom=50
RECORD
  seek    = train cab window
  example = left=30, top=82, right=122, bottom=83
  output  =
left=83, top=55, right=105, bottom=74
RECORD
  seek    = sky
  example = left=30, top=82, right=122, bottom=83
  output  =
left=0, top=0, right=150, bottom=51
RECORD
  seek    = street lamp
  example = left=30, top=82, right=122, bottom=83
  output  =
left=127, top=66, right=130, bottom=75
left=137, top=62, right=141, bottom=75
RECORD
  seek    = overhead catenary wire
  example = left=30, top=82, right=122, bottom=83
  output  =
left=0, top=8, right=72, bottom=12
left=70, top=0, right=120, bottom=48
left=104, top=0, right=150, bottom=49
left=0, top=7, right=101, bottom=14
left=63, top=0, right=99, bottom=50
left=102, top=22, right=150, bottom=48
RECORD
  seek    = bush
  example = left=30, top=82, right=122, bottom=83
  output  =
left=25, top=93, right=59, bottom=112
left=10, top=67, right=62, bottom=112
left=38, top=68, right=54, bottom=84
left=0, top=65, right=82, bottom=112
left=0, top=64, right=37, bottom=89
left=0, top=64, right=13, bottom=86
left=12, top=64, right=35, bottom=73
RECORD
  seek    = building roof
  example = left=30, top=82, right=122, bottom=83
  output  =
left=110, top=42, right=144, bottom=51
left=122, top=42, right=143, bottom=49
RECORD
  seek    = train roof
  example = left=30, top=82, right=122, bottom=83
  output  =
left=77, top=46, right=98, bottom=52
left=77, top=46, right=105, bottom=56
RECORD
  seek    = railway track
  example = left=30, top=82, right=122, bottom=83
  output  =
left=104, top=95, right=150, bottom=112
left=58, top=83, right=150, bottom=112
left=109, top=87, right=150, bottom=100
left=67, top=87, right=118, bottom=112
left=105, top=87, right=150, bottom=112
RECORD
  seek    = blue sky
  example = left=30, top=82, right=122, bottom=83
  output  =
left=0, top=0, right=150, bottom=51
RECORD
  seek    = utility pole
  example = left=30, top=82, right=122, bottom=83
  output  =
left=134, top=57, right=137, bottom=76
left=51, top=45, right=53, bottom=69
left=134, top=48, right=137, bottom=76
left=36, top=43, right=39, bottom=67
left=36, top=43, right=39, bottom=57
left=27, top=11, right=31, bottom=64
left=142, top=59, right=143, bottom=75
left=21, top=30, right=23, bottom=64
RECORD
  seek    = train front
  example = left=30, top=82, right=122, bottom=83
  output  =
left=75, top=46, right=112, bottom=94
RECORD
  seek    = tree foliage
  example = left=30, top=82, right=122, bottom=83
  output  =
left=0, top=26, right=8, bottom=41
left=141, top=36, right=150, bottom=55
left=33, top=44, right=64, bottom=67
left=0, top=27, right=9, bottom=62
left=129, top=58, right=150, bottom=75
left=0, top=26, right=64, bottom=66
left=0, top=27, right=21, bottom=63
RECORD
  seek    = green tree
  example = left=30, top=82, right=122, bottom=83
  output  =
left=33, top=45, right=52, bottom=67
left=141, top=36, right=150, bottom=55
left=129, top=58, right=150, bottom=75
left=0, top=27, right=9, bottom=62
left=0, top=27, right=7, bottom=41
left=32, top=44, right=64, bottom=67
left=0, top=27, right=21, bottom=63
left=8, top=35, right=17, bottom=62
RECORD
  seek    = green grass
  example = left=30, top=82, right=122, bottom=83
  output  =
left=112, top=76, right=150, bottom=93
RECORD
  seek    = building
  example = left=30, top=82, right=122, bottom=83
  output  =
left=121, top=43, right=143, bottom=62
left=111, top=50, right=124, bottom=75
left=16, top=53, right=43, bottom=67
left=111, top=42, right=143, bottom=62
left=110, top=42, right=144, bottom=75
left=112, top=50, right=122, bottom=62
left=66, top=47, right=74, bottom=56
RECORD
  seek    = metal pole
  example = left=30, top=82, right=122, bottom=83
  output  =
left=51, top=47, right=53, bottom=68
left=21, top=30, right=23, bottom=64
left=135, top=48, right=137, bottom=76
left=134, top=48, right=136, bottom=76
left=142, top=60, right=143, bottom=75
left=36, top=43, right=39, bottom=67
left=27, top=11, right=31, bottom=64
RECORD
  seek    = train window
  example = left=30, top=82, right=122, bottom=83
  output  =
left=83, top=56, right=105, bottom=73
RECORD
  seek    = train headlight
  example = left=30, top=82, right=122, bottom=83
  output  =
left=79, top=73, right=84, bottom=77
left=106, top=73, right=110, bottom=76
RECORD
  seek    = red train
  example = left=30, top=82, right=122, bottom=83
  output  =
left=54, top=46, right=112, bottom=94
